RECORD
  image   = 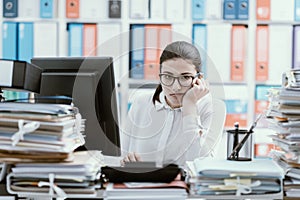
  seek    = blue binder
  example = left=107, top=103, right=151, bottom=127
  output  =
left=18, top=22, right=33, bottom=101
left=237, top=0, right=248, bottom=20
left=40, top=0, right=54, bottom=18
left=2, top=21, right=18, bottom=101
left=2, top=21, right=17, bottom=60
left=192, top=0, right=205, bottom=21
left=130, top=24, right=145, bottom=79
left=2, top=0, right=18, bottom=18
left=223, top=0, right=237, bottom=20
left=295, top=0, right=300, bottom=21
left=225, top=99, right=247, bottom=114
left=68, top=23, right=83, bottom=56
left=18, top=22, right=33, bottom=62
left=192, top=24, right=207, bottom=74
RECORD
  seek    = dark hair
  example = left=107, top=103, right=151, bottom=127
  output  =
left=152, top=41, right=202, bottom=104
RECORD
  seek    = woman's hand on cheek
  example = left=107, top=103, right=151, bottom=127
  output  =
left=183, top=78, right=209, bottom=105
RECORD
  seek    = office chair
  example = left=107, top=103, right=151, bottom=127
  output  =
left=199, top=98, right=227, bottom=158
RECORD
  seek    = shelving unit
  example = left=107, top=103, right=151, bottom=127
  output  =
left=0, top=0, right=298, bottom=158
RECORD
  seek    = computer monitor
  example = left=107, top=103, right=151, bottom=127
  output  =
left=31, top=57, right=121, bottom=156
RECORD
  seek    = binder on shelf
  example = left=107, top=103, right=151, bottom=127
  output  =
left=206, top=0, right=221, bottom=19
left=18, top=22, right=33, bottom=63
left=230, top=25, right=246, bottom=81
left=165, top=0, right=184, bottom=21
left=256, top=25, right=269, bottom=81
left=109, top=0, right=121, bottom=18
left=192, top=24, right=207, bottom=74
left=33, top=22, right=58, bottom=57
left=2, top=22, right=17, bottom=60
left=18, top=22, right=33, bottom=101
left=66, top=0, right=79, bottom=18
left=237, top=0, right=249, bottom=20
left=129, top=0, right=149, bottom=19
left=223, top=0, right=237, bottom=20
left=293, top=26, right=300, bottom=69
left=144, top=25, right=159, bottom=80
left=130, top=24, right=145, bottom=79
left=2, top=22, right=18, bottom=101
left=270, top=0, right=294, bottom=22
left=191, top=0, right=205, bottom=21
left=40, top=0, right=55, bottom=18
left=295, top=0, right=300, bottom=21
left=83, top=24, right=97, bottom=56
left=18, top=0, right=39, bottom=18
left=80, top=0, right=102, bottom=19
left=68, top=23, right=83, bottom=56
left=207, top=24, right=231, bottom=82
left=269, top=25, right=292, bottom=83
left=149, top=0, right=164, bottom=19
left=157, top=25, right=172, bottom=60
left=256, top=0, right=270, bottom=21
left=3, top=0, right=18, bottom=18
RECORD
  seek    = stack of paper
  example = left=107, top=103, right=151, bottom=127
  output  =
left=0, top=102, right=85, bottom=162
left=6, top=150, right=104, bottom=199
left=187, top=158, right=284, bottom=199
left=104, top=181, right=188, bottom=200
left=266, top=70, right=300, bottom=198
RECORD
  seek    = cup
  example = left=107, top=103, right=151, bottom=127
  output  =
left=227, top=129, right=252, bottom=161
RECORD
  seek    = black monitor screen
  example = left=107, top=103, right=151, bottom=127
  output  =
left=31, top=57, right=121, bottom=156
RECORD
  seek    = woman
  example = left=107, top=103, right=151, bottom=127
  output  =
left=121, top=41, right=213, bottom=166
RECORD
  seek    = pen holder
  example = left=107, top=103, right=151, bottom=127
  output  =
left=227, top=129, right=252, bottom=161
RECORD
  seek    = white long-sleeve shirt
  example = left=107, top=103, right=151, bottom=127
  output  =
left=120, top=91, right=214, bottom=166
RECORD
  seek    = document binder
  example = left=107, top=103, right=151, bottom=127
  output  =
left=68, top=23, right=83, bottom=56
left=295, top=0, right=300, bottom=21
left=256, top=0, right=270, bottom=20
left=255, top=25, right=269, bottom=81
left=66, top=0, right=79, bottom=18
left=40, top=0, right=54, bottom=18
left=230, top=25, right=246, bottom=81
left=237, top=0, right=248, bottom=20
left=293, top=26, right=300, bottom=69
left=192, top=0, right=205, bottom=20
left=3, top=0, right=18, bottom=18
left=108, top=0, right=121, bottom=18
left=130, top=24, right=145, bottom=79
left=223, top=0, right=237, bottom=20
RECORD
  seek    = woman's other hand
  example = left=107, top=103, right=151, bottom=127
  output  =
left=120, top=152, right=141, bottom=166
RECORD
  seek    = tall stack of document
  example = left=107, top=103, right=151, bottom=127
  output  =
left=0, top=102, right=85, bottom=163
left=6, top=150, right=104, bottom=199
left=186, top=158, right=284, bottom=199
left=266, top=69, right=300, bottom=198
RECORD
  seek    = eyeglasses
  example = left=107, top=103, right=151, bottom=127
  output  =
left=159, top=72, right=203, bottom=87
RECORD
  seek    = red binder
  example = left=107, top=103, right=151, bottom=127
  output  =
left=83, top=24, right=97, bottom=56
left=256, top=0, right=270, bottom=20
left=230, top=25, right=247, bottom=81
left=255, top=25, right=269, bottom=81
left=66, top=0, right=79, bottom=18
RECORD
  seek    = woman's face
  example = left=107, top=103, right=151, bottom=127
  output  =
left=160, top=58, right=197, bottom=108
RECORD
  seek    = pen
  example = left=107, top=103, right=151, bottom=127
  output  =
left=233, top=122, right=239, bottom=158
left=228, top=114, right=263, bottom=160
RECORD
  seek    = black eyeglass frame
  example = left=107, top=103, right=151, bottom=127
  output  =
left=158, top=72, right=203, bottom=87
